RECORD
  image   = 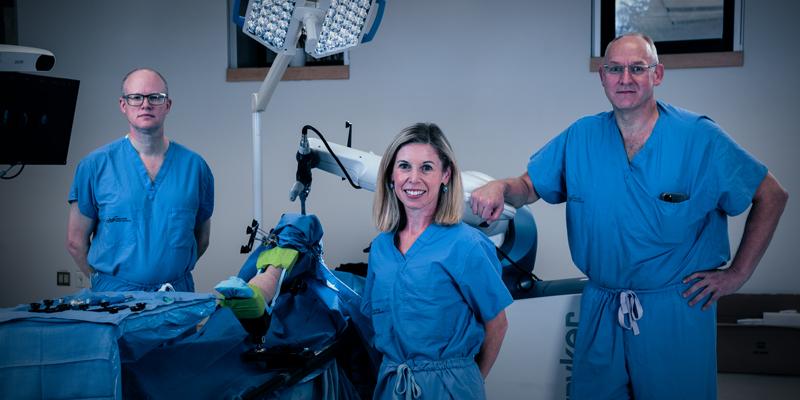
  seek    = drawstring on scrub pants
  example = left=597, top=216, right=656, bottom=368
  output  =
left=394, top=364, right=422, bottom=399
left=618, top=290, right=643, bottom=335
left=384, top=356, right=475, bottom=399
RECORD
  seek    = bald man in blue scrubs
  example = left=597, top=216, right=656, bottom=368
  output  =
left=67, top=68, right=214, bottom=292
left=470, top=33, right=788, bottom=399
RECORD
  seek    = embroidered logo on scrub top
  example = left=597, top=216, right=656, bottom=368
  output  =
left=567, top=195, right=584, bottom=203
left=106, top=216, right=131, bottom=223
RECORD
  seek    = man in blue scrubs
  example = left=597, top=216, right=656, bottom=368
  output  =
left=67, top=68, right=214, bottom=292
left=470, top=33, right=788, bottom=399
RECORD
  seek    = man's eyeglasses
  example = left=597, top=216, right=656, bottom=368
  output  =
left=602, top=64, right=658, bottom=76
left=122, top=93, right=168, bottom=106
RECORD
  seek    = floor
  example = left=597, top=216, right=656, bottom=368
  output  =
left=718, top=373, right=800, bottom=399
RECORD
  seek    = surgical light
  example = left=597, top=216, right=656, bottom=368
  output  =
left=241, top=0, right=383, bottom=58
left=314, top=0, right=378, bottom=57
left=232, top=0, right=384, bottom=225
left=244, top=0, right=299, bottom=53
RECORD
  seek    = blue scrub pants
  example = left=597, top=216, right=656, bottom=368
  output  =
left=91, top=271, right=195, bottom=292
left=571, top=281, right=717, bottom=400
left=375, top=357, right=485, bottom=400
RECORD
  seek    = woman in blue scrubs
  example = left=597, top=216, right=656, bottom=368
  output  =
left=363, top=123, right=513, bottom=399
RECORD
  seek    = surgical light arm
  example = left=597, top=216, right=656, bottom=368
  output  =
left=249, top=39, right=301, bottom=224
left=236, top=0, right=386, bottom=226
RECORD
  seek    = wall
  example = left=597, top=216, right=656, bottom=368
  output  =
left=1, top=0, right=797, bottom=306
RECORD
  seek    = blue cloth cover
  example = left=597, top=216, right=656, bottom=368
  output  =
left=0, top=290, right=216, bottom=399
left=238, top=212, right=324, bottom=283
left=123, top=213, right=373, bottom=399
left=214, top=276, right=254, bottom=299
left=250, top=213, right=376, bottom=362
left=0, top=213, right=370, bottom=399
left=0, top=320, right=121, bottom=399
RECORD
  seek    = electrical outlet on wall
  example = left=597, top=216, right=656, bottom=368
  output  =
left=73, top=270, right=88, bottom=288
left=57, top=271, right=70, bottom=286
left=72, top=269, right=89, bottom=289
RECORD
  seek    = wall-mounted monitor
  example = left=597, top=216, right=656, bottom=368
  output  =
left=0, top=72, right=80, bottom=165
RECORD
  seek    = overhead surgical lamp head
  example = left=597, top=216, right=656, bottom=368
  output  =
left=240, top=0, right=385, bottom=58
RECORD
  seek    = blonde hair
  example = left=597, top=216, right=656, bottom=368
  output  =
left=373, top=123, right=463, bottom=232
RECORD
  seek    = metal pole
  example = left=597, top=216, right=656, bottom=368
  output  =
left=249, top=50, right=295, bottom=225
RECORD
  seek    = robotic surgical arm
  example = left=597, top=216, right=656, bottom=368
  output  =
left=227, top=125, right=538, bottom=335
left=294, top=128, right=538, bottom=279
left=306, top=137, right=517, bottom=238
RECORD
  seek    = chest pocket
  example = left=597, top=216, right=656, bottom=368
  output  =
left=627, top=173, right=700, bottom=246
left=654, top=197, right=695, bottom=244
left=168, top=208, right=196, bottom=248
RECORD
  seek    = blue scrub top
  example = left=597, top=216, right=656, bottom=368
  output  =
left=363, top=222, right=513, bottom=364
left=528, top=101, right=767, bottom=290
left=69, top=137, right=214, bottom=286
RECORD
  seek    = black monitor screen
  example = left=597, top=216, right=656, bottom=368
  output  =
left=0, top=72, right=80, bottom=165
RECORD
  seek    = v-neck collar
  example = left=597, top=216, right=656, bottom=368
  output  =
left=124, top=136, right=174, bottom=192
left=611, top=101, right=664, bottom=168
left=394, top=223, right=440, bottom=261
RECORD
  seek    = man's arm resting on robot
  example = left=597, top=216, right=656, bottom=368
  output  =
left=66, top=202, right=96, bottom=277
left=476, top=309, right=509, bottom=379
left=471, top=172, right=540, bottom=223
left=682, top=172, right=788, bottom=310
